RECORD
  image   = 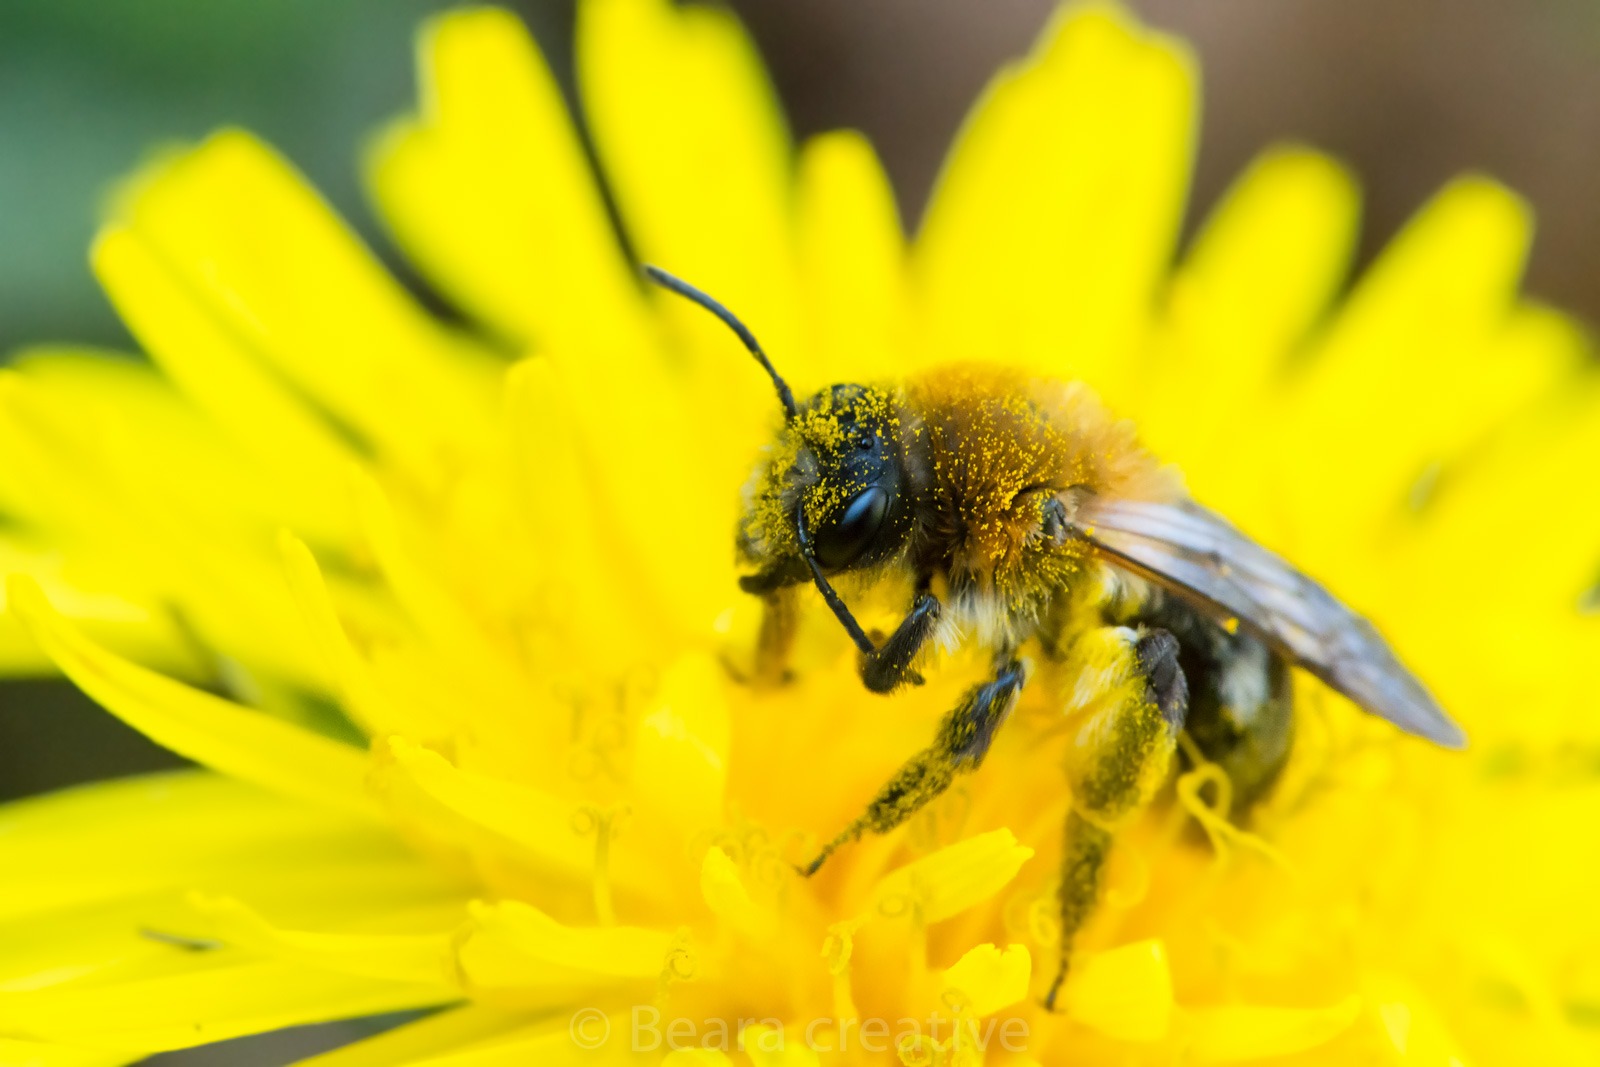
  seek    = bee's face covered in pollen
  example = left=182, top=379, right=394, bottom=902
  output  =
left=740, top=383, right=915, bottom=589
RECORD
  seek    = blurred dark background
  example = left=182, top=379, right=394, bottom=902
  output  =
left=1, top=2, right=1595, bottom=1062
left=5, top=0, right=1600, bottom=801
left=741, top=0, right=1600, bottom=318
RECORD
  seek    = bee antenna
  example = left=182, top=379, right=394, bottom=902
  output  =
left=644, top=265, right=873, bottom=655
left=644, top=265, right=799, bottom=420
left=795, top=509, right=879, bottom=657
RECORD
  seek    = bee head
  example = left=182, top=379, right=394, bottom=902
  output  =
left=737, top=382, right=912, bottom=592
left=644, top=265, right=909, bottom=655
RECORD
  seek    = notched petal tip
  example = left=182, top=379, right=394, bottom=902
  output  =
left=864, top=828, right=1034, bottom=927
left=940, top=942, right=1032, bottom=1017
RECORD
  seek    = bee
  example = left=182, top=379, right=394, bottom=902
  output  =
left=645, top=266, right=1465, bottom=1009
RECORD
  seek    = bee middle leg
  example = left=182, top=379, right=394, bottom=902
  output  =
left=801, top=655, right=1025, bottom=876
left=1044, top=625, right=1188, bottom=1011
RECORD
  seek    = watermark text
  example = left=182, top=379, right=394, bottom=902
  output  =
left=568, top=1005, right=1031, bottom=1055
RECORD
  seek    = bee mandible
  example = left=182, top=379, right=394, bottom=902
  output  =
left=645, top=266, right=1465, bottom=1009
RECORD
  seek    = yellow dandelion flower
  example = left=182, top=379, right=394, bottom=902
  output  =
left=1, top=2, right=1597, bottom=1065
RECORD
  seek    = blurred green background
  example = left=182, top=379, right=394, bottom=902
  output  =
left=0, top=1, right=1595, bottom=1062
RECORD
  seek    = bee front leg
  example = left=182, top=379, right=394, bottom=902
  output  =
left=753, top=588, right=798, bottom=686
left=802, top=657, right=1025, bottom=875
left=1044, top=627, right=1188, bottom=1011
left=860, top=589, right=941, bottom=693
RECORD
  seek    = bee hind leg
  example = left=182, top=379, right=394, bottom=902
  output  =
left=1044, top=626, right=1188, bottom=1011
left=801, top=656, right=1025, bottom=875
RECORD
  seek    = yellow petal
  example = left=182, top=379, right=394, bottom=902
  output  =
left=278, top=531, right=438, bottom=740
left=0, top=883, right=447, bottom=1001
left=577, top=0, right=798, bottom=358
left=502, top=357, right=641, bottom=643
left=1365, top=974, right=1470, bottom=1067
left=0, top=771, right=456, bottom=928
left=1142, top=147, right=1360, bottom=495
left=1314, top=176, right=1529, bottom=379
left=372, top=735, right=592, bottom=881
left=113, top=129, right=500, bottom=483
left=661, top=1050, right=733, bottom=1066
left=1279, top=177, right=1542, bottom=548
left=940, top=942, right=1032, bottom=1016
left=1420, top=369, right=1600, bottom=617
left=7, top=345, right=344, bottom=544
left=350, top=474, right=537, bottom=734
left=864, top=828, right=1033, bottom=926
left=1182, top=996, right=1362, bottom=1064
left=0, top=897, right=192, bottom=993
left=633, top=653, right=732, bottom=834
left=404, top=1021, right=634, bottom=1066
left=0, top=957, right=454, bottom=1053
left=187, top=894, right=457, bottom=988
left=796, top=130, right=908, bottom=386
left=90, top=225, right=357, bottom=542
left=577, top=0, right=799, bottom=476
left=1175, top=146, right=1360, bottom=385
left=0, top=369, right=321, bottom=680
left=0, top=531, right=195, bottom=678
left=378, top=24, right=707, bottom=634
left=700, top=846, right=774, bottom=942
left=1062, top=939, right=1173, bottom=1042
left=8, top=576, right=376, bottom=820
left=916, top=2, right=1194, bottom=403
left=6, top=886, right=459, bottom=1000
left=504, top=354, right=722, bottom=646
left=369, top=8, right=649, bottom=358
left=0, top=1040, right=129, bottom=1067
left=740, top=1024, right=821, bottom=1067
left=454, top=900, right=673, bottom=992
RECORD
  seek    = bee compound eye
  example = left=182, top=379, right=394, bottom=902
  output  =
left=812, top=485, right=890, bottom=571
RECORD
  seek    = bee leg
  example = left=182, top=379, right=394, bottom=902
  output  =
left=1043, top=627, right=1187, bottom=1011
left=1131, top=592, right=1295, bottom=813
left=754, top=588, right=798, bottom=686
left=801, top=657, right=1026, bottom=875
left=860, top=589, right=941, bottom=693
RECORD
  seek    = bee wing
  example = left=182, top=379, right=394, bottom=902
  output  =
left=1075, top=497, right=1466, bottom=748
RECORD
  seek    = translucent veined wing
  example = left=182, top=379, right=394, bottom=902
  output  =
left=1073, top=496, right=1466, bottom=748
